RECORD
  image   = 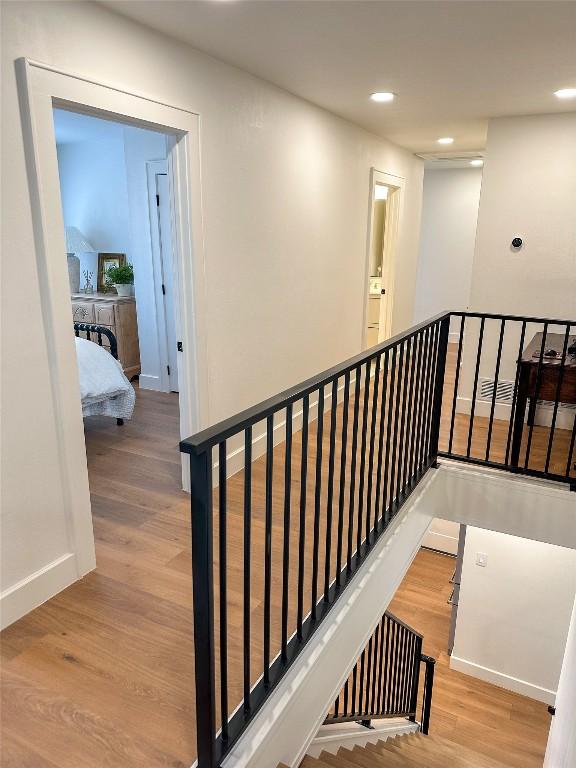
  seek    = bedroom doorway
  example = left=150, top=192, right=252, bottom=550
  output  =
left=53, top=107, right=181, bottom=396
left=19, top=58, right=207, bottom=583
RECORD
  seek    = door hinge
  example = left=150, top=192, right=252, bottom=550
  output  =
left=177, top=341, right=183, bottom=352
left=156, top=194, right=160, bottom=206
left=167, top=365, right=171, bottom=376
left=161, top=283, right=166, bottom=295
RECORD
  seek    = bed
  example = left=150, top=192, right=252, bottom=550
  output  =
left=74, top=322, right=135, bottom=424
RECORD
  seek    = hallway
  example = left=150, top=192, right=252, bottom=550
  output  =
left=0, top=359, right=560, bottom=767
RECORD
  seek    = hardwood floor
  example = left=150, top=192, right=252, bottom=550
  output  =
left=388, top=550, right=550, bottom=768
left=1, top=348, right=565, bottom=767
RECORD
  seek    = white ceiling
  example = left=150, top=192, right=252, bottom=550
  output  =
left=102, top=0, right=576, bottom=153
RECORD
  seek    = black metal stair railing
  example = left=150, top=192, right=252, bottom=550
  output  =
left=180, top=309, right=575, bottom=768
left=180, top=312, right=451, bottom=768
left=324, top=611, right=436, bottom=735
left=440, top=312, right=575, bottom=488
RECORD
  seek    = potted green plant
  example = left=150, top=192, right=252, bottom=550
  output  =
left=105, top=263, right=134, bottom=297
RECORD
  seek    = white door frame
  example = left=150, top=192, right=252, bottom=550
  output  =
left=146, top=160, right=178, bottom=394
left=363, top=168, right=405, bottom=347
left=16, top=58, right=209, bottom=576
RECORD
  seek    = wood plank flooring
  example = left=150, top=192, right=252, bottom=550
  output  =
left=388, top=550, right=550, bottom=768
left=1, top=345, right=565, bottom=767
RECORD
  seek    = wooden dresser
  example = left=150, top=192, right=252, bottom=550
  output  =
left=71, top=293, right=141, bottom=379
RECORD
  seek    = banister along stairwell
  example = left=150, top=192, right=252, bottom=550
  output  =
left=180, top=310, right=575, bottom=767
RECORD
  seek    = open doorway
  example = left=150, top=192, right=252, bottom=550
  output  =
left=364, top=169, right=403, bottom=348
left=18, top=58, right=207, bottom=583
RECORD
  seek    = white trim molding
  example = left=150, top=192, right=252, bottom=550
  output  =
left=450, top=655, right=556, bottom=705
left=0, top=553, right=77, bottom=630
left=16, top=58, right=208, bottom=585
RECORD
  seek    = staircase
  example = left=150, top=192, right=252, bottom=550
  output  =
left=297, top=732, right=511, bottom=768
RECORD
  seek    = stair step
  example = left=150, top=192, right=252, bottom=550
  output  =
left=296, top=729, right=520, bottom=768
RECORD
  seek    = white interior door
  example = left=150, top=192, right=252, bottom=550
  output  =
left=155, top=172, right=179, bottom=391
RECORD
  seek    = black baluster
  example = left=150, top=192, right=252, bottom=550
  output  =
left=485, top=319, right=506, bottom=461
left=281, top=404, right=293, bottom=660
left=297, top=396, right=309, bottom=639
left=263, top=416, right=274, bottom=683
left=324, top=380, right=338, bottom=600
left=357, top=361, right=371, bottom=554
left=448, top=316, right=466, bottom=455
left=336, top=373, right=350, bottom=585
left=218, top=442, right=229, bottom=741
left=311, top=387, right=324, bottom=619
left=466, top=317, right=486, bottom=458
left=366, top=355, right=381, bottom=543
left=347, top=367, right=362, bottom=571
left=243, top=427, right=252, bottom=714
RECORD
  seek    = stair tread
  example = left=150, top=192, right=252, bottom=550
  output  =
left=301, top=729, right=523, bottom=767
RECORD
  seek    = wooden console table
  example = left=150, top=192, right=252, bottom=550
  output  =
left=510, top=331, right=576, bottom=468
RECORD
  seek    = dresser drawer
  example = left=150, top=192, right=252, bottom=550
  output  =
left=94, top=302, right=116, bottom=327
left=72, top=302, right=95, bottom=324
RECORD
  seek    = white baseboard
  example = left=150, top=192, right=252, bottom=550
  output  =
left=448, top=332, right=460, bottom=344
left=307, top=720, right=418, bottom=757
left=139, top=374, right=164, bottom=391
left=456, top=396, right=574, bottom=430
left=449, top=654, right=556, bottom=705
left=421, top=529, right=458, bottom=556
left=0, top=553, right=78, bottom=630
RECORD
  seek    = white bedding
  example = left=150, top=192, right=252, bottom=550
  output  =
left=75, top=336, right=135, bottom=419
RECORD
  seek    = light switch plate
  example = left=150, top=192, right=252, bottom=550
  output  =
left=476, top=552, right=488, bottom=567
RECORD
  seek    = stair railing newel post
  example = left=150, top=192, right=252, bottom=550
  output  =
left=420, top=654, right=436, bottom=735
left=408, top=636, right=422, bottom=724
left=429, top=315, right=451, bottom=465
left=188, top=448, right=218, bottom=768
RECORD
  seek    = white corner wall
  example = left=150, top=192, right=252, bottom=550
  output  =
left=451, top=526, right=576, bottom=704
left=545, top=593, right=576, bottom=768
left=469, top=112, right=576, bottom=320
left=1, top=2, right=423, bottom=622
left=414, top=167, right=482, bottom=323
left=56, top=116, right=131, bottom=276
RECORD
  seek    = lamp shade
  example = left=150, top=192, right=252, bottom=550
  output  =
left=65, top=226, right=95, bottom=253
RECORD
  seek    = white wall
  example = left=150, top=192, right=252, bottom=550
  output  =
left=451, top=526, right=576, bottom=704
left=0, top=2, right=423, bottom=617
left=456, top=113, right=576, bottom=424
left=56, top=115, right=131, bottom=279
left=469, top=113, right=576, bottom=320
left=414, top=167, right=482, bottom=323
left=545, top=594, right=576, bottom=768
left=414, top=166, right=482, bottom=554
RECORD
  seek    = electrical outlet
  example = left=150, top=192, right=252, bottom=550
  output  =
left=476, top=552, right=488, bottom=567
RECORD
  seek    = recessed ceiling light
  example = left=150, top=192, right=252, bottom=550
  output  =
left=470, top=159, right=484, bottom=167
left=370, top=92, right=395, bottom=103
left=437, top=137, right=454, bottom=145
left=554, top=88, right=576, bottom=99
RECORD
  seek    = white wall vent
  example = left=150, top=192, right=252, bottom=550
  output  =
left=478, top=377, right=515, bottom=403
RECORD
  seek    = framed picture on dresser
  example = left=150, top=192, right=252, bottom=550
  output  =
left=97, top=252, right=126, bottom=292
